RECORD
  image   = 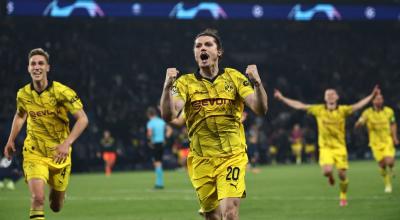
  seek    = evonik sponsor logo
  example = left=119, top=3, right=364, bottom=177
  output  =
left=29, top=109, right=60, bottom=120
left=191, top=98, right=234, bottom=110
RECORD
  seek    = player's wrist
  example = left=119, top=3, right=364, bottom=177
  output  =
left=253, top=80, right=261, bottom=88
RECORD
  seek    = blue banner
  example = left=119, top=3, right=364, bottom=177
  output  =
left=6, top=1, right=400, bottom=21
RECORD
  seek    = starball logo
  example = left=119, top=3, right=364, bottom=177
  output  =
left=191, top=98, right=234, bottom=110
left=43, top=0, right=105, bottom=17
left=169, top=2, right=227, bottom=20
left=288, top=4, right=342, bottom=21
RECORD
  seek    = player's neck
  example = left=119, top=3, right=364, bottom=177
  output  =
left=32, top=79, right=48, bottom=93
left=373, top=105, right=383, bottom=111
left=326, top=102, right=337, bottom=111
left=199, top=65, right=219, bottom=80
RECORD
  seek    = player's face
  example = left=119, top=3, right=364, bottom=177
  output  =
left=28, top=55, right=49, bottom=82
left=372, top=94, right=384, bottom=108
left=193, top=36, right=222, bottom=68
left=324, top=89, right=339, bottom=104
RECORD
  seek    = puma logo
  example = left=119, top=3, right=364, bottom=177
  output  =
left=230, top=183, right=238, bottom=189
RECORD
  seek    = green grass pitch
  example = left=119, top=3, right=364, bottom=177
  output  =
left=0, top=160, right=399, bottom=219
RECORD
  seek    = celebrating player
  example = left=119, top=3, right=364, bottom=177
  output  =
left=160, top=28, right=268, bottom=219
left=274, top=86, right=379, bottom=207
left=3, top=48, right=88, bottom=219
left=355, top=93, right=399, bottom=193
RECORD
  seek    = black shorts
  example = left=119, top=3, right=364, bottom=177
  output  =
left=151, top=143, right=164, bottom=162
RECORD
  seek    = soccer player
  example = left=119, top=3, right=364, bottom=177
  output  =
left=290, top=123, right=304, bottom=165
left=99, top=130, right=117, bottom=176
left=355, top=93, right=399, bottom=193
left=160, top=28, right=268, bottom=220
left=146, top=107, right=166, bottom=189
left=3, top=48, right=88, bottom=219
left=274, top=87, right=379, bottom=207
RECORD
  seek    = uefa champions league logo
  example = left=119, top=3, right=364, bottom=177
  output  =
left=169, top=2, right=227, bottom=20
left=288, top=4, right=342, bottom=21
left=43, top=0, right=105, bottom=17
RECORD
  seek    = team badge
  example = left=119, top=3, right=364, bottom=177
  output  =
left=49, top=96, right=57, bottom=106
left=224, top=81, right=234, bottom=92
left=171, top=86, right=178, bottom=95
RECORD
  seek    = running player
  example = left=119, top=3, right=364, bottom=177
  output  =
left=274, top=86, right=379, bottom=206
left=160, top=28, right=268, bottom=219
left=3, top=48, right=88, bottom=219
left=355, top=93, right=399, bottom=193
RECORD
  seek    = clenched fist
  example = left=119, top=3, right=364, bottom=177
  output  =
left=164, top=68, right=179, bottom=89
left=273, top=89, right=283, bottom=100
left=246, top=65, right=261, bottom=87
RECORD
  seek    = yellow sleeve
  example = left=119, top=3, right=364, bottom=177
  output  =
left=172, top=77, right=187, bottom=102
left=388, top=108, right=396, bottom=123
left=307, top=105, right=320, bottom=116
left=233, top=69, right=254, bottom=99
left=358, top=109, right=368, bottom=124
left=16, top=90, right=26, bottom=116
left=341, top=105, right=353, bottom=117
left=59, top=86, right=83, bottom=114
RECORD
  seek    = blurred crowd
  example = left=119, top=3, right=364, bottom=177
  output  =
left=0, top=18, right=399, bottom=172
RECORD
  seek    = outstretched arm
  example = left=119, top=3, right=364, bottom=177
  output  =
left=244, top=65, right=268, bottom=116
left=351, top=85, right=380, bottom=113
left=4, top=111, right=27, bottom=159
left=274, top=89, right=309, bottom=111
left=160, top=68, right=184, bottom=122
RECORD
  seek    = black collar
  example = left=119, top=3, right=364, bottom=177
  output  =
left=31, top=80, right=53, bottom=95
left=195, top=68, right=224, bottom=83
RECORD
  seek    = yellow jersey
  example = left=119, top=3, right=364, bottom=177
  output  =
left=359, top=107, right=396, bottom=149
left=307, top=105, right=353, bottom=149
left=173, top=68, right=254, bottom=157
left=16, top=81, right=83, bottom=163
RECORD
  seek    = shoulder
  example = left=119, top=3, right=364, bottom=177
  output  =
left=224, top=67, right=245, bottom=79
left=17, top=83, right=31, bottom=97
left=176, top=72, right=195, bottom=83
left=53, top=81, right=79, bottom=98
left=338, top=105, right=352, bottom=111
left=53, top=81, right=74, bottom=91
left=309, top=104, right=324, bottom=109
left=361, top=107, right=372, bottom=114
left=384, top=106, right=394, bottom=114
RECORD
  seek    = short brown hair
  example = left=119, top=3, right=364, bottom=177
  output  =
left=195, top=28, right=223, bottom=51
left=146, top=107, right=157, bottom=117
left=28, top=48, right=50, bottom=63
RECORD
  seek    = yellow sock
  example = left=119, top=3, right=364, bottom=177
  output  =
left=381, top=168, right=392, bottom=187
left=30, top=209, right=45, bottom=220
left=339, top=179, right=348, bottom=200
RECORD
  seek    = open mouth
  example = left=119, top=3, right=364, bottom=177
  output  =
left=200, top=53, right=209, bottom=61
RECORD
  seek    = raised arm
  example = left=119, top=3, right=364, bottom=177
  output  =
left=351, top=85, right=380, bottom=113
left=243, top=65, right=268, bottom=116
left=274, top=89, right=310, bottom=111
left=4, top=111, right=27, bottom=159
left=160, top=68, right=184, bottom=122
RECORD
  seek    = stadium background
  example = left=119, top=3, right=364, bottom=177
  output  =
left=1, top=0, right=399, bottom=172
